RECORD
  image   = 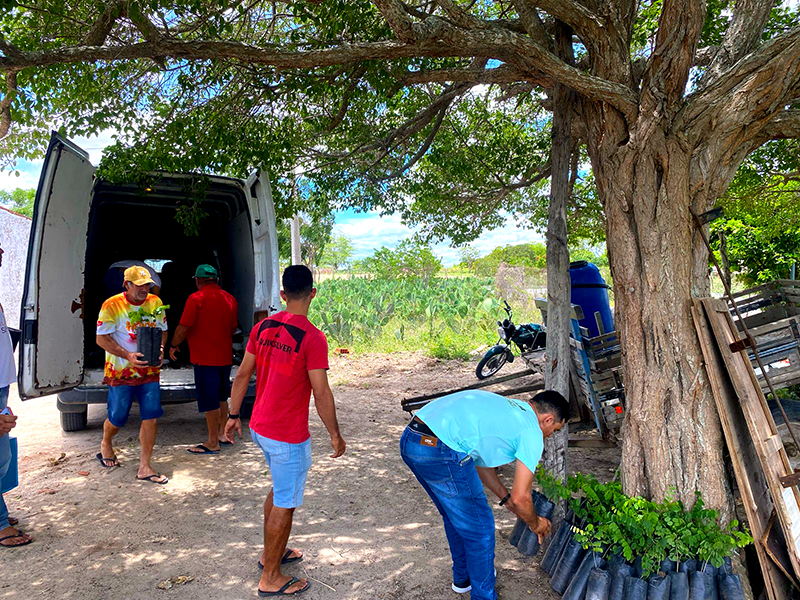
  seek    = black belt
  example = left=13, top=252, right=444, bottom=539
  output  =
left=409, top=416, right=437, bottom=437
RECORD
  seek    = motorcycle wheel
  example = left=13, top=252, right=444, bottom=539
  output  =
left=476, top=350, right=508, bottom=379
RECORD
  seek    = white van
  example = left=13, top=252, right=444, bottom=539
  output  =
left=18, top=133, right=281, bottom=431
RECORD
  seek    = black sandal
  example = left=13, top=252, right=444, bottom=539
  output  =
left=0, top=531, right=32, bottom=548
left=257, top=577, right=310, bottom=596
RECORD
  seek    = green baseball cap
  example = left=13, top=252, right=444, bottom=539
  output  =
left=194, top=264, right=218, bottom=278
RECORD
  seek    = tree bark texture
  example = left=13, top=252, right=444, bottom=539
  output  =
left=542, top=21, right=574, bottom=485
left=587, top=126, right=732, bottom=518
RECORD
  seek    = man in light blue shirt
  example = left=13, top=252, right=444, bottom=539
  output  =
left=400, top=389, right=568, bottom=600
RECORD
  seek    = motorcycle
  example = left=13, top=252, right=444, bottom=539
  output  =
left=475, top=300, right=546, bottom=379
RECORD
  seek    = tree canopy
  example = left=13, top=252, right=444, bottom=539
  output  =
left=0, top=187, right=34, bottom=217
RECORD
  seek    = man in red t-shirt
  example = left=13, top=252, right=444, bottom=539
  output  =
left=170, top=264, right=238, bottom=454
left=226, top=265, right=345, bottom=598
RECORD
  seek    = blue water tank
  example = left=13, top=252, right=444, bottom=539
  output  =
left=569, top=261, right=614, bottom=338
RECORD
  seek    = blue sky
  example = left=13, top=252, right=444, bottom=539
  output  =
left=0, top=131, right=544, bottom=266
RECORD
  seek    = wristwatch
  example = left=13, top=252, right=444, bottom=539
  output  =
left=228, top=413, right=241, bottom=420
left=499, top=493, right=511, bottom=506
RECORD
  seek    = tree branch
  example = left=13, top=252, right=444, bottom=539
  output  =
left=0, top=71, right=18, bottom=140
left=372, top=0, right=418, bottom=43
left=0, top=39, right=473, bottom=70
left=435, top=0, right=488, bottom=30
left=703, top=0, right=778, bottom=85
left=512, top=0, right=553, bottom=51
left=694, top=45, right=718, bottom=67
left=530, top=0, right=605, bottom=43
left=326, top=64, right=368, bottom=131
left=385, top=101, right=447, bottom=178
left=641, top=0, right=706, bottom=111
left=0, top=27, right=637, bottom=119
left=398, top=64, right=551, bottom=87
left=751, top=109, right=800, bottom=145
left=83, top=1, right=127, bottom=46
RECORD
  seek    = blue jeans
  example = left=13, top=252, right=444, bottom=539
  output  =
left=399, top=426, right=497, bottom=600
left=0, top=386, right=11, bottom=530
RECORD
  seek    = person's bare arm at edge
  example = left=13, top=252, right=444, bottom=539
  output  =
left=224, top=350, right=257, bottom=443
left=509, top=459, right=551, bottom=542
left=476, top=466, right=512, bottom=506
left=308, top=369, right=346, bottom=458
left=97, top=334, right=148, bottom=368
left=169, top=324, right=191, bottom=361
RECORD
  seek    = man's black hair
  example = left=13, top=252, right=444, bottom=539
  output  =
left=282, top=265, right=314, bottom=299
left=531, top=390, right=570, bottom=422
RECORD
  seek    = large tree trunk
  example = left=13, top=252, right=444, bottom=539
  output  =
left=591, top=131, right=733, bottom=517
left=542, top=21, right=574, bottom=484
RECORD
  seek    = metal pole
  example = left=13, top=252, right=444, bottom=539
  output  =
left=290, top=214, right=302, bottom=265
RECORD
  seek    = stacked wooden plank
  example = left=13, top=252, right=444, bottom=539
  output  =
left=693, top=298, right=800, bottom=600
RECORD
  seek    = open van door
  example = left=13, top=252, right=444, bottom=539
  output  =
left=18, top=133, right=94, bottom=399
left=245, top=169, right=281, bottom=316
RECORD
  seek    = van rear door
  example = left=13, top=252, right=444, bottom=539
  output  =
left=18, top=133, right=94, bottom=399
left=245, top=169, right=281, bottom=315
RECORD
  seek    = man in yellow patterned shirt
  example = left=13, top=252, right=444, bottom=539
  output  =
left=96, top=265, right=169, bottom=484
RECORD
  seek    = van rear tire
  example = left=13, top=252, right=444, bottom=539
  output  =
left=58, top=403, right=88, bottom=432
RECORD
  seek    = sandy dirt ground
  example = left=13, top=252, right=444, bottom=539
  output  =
left=1, top=352, right=619, bottom=600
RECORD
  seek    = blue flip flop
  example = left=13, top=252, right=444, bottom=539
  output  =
left=187, top=445, right=220, bottom=455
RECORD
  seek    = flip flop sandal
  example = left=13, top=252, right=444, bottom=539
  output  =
left=136, top=473, right=169, bottom=485
left=257, top=577, right=310, bottom=597
left=187, top=445, right=220, bottom=455
left=8, top=517, right=18, bottom=526
left=258, top=549, right=304, bottom=570
left=0, top=531, right=32, bottom=548
left=218, top=440, right=233, bottom=446
left=96, top=453, right=120, bottom=468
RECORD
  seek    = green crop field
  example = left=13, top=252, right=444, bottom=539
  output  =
left=308, top=276, right=543, bottom=358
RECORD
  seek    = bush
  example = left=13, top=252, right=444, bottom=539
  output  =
left=536, top=468, right=752, bottom=576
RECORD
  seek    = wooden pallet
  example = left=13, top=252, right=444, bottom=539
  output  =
left=725, top=282, right=800, bottom=393
left=694, top=298, right=800, bottom=593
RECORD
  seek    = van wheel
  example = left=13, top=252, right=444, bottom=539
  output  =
left=57, top=402, right=88, bottom=432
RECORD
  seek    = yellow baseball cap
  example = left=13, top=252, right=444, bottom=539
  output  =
left=124, top=265, right=155, bottom=286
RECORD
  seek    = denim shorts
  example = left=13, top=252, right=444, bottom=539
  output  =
left=251, top=430, right=312, bottom=509
left=106, top=381, right=163, bottom=427
left=193, top=364, right=232, bottom=413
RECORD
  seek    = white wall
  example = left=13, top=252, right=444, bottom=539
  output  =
left=0, top=206, right=32, bottom=329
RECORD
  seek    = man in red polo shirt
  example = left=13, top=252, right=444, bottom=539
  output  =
left=170, top=264, right=238, bottom=454
left=225, top=265, right=345, bottom=597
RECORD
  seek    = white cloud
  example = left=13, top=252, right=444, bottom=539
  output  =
left=0, top=128, right=119, bottom=193
left=337, top=210, right=544, bottom=266
left=0, top=162, right=42, bottom=192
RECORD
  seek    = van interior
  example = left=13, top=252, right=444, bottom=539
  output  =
left=82, top=176, right=255, bottom=371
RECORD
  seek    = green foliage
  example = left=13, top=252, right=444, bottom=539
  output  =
left=535, top=469, right=752, bottom=576
left=320, top=232, right=354, bottom=271
left=469, top=242, right=547, bottom=276
left=300, top=213, right=334, bottom=269
left=362, top=239, right=442, bottom=282
left=308, top=276, right=529, bottom=355
left=712, top=140, right=800, bottom=285
left=0, top=188, right=35, bottom=217
left=128, top=304, right=170, bottom=328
